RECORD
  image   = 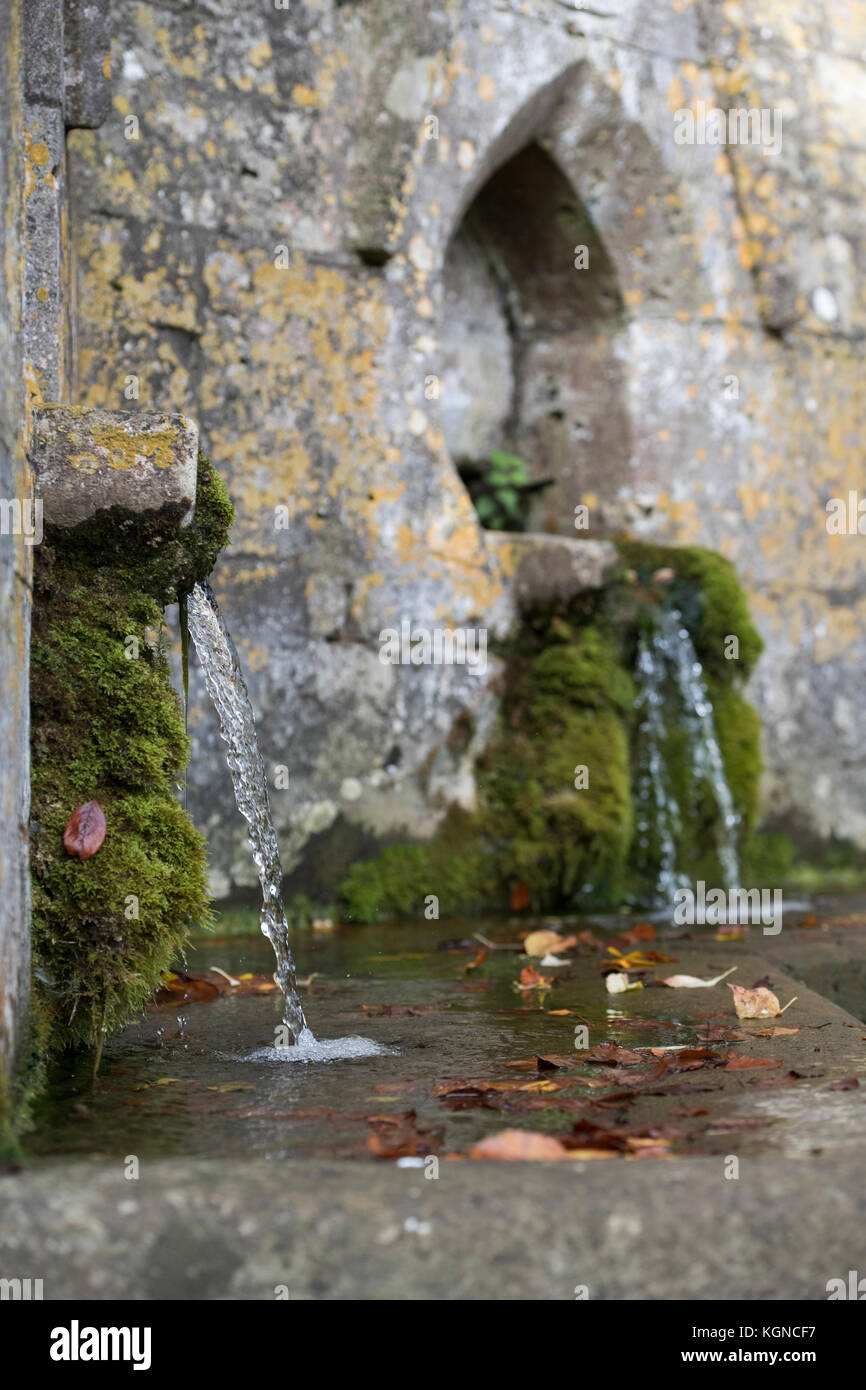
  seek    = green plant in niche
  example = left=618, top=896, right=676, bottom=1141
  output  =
left=477, top=451, right=530, bottom=529
left=459, top=450, right=552, bottom=532
left=29, top=453, right=233, bottom=1057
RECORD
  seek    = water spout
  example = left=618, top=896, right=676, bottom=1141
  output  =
left=634, top=606, right=741, bottom=903
left=186, top=582, right=311, bottom=1045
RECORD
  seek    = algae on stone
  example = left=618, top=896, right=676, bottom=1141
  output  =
left=29, top=453, right=233, bottom=1054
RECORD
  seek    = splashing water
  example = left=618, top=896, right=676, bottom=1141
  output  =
left=186, top=582, right=311, bottom=1046
left=634, top=606, right=741, bottom=902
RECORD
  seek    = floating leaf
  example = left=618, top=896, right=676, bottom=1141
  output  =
left=516, top=966, right=551, bottom=991
left=524, top=929, right=577, bottom=957
left=724, top=1056, right=781, bottom=1071
left=663, top=966, right=738, bottom=989
left=469, top=1129, right=569, bottom=1160
left=606, top=972, right=643, bottom=994
left=63, top=800, right=106, bottom=860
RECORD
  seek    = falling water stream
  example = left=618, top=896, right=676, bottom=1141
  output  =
left=186, top=583, right=385, bottom=1061
left=635, top=606, right=741, bottom=903
left=186, top=583, right=310, bottom=1044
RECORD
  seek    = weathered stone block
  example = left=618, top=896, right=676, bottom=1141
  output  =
left=487, top=533, right=618, bottom=611
left=29, top=407, right=198, bottom=528
left=63, top=0, right=111, bottom=129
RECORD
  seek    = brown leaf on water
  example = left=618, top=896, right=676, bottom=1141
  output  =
left=367, top=1110, right=440, bottom=1159
left=516, top=966, right=552, bottom=991
left=827, top=1077, right=860, bottom=1091
left=752, top=1025, right=799, bottom=1037
left=611, top=922, right=657, bottom=949
left=693, top=1023, right=749, bottom=1043
left=153, top=971, right=221, bottom=1005
left=647, top=1047, right=723, bottom=1071
left=579, top=1042, right=645, bottom=1066
left=523, top=929, right=579, bottom=957
left=464, top=947, right=488, bottom=973
left=63, top=800, right=106, bottom=860
left=723, top=1055, right=781, bottom=1071
left=469, top=1129, right=569, bottom=1159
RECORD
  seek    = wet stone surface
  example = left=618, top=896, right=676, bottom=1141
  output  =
left=23, top=910, right=866, bottom=1165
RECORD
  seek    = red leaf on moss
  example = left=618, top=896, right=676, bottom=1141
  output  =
left=63, top=800, right=106, bottom=860
left=509, top=877, right=530, bottom=911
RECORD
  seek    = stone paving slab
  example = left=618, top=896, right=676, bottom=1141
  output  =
left=0, top=1152, right=864, bottom=1301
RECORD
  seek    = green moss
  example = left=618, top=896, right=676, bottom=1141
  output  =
left=29, top=453, right=233, bottom=1054
left=338, top=539, right=765, bottom=922
left=339, top=625, right=634, bottom=921
left=615, top=539, right=763, bottom=679
left=710, top=684, right=763, bottom=834
left=340, top=811, right=496, bottom=922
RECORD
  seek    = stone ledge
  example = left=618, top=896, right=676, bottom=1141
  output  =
left=486, top=531, right=619, bottom=609
left=1, top=1150, right=863, bottom=1300
left=29, top=406, right=198, bottom=529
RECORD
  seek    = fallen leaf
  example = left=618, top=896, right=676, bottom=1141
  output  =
left=63, top=800, right=107, bottom=860
left=525, top=928, right=578, bottom=961
left=153, top=971, right=220, bottom=1004
left=612, top=922, right=657, bottom=948
left=579, top=1043, right=645, bottom=1066
left=723, top=1056, right=781, bottom=1071
left=464, top=947, right=488, bottom=973
left=509, top=878, right=531, bottom=912
left=606, top=947, right=677, bottom=968
left=827, top=1077, right=860, bottom=1091
left=663, top=966, right=738, bottom=989
left=367, top=1110, right=440, bottom=1159
left=516, top=966, right=552, bottom=991
left=728, top=983, right=797, bottom=1019
left=606, top=973, right=643, bottom=994
left=206, top=1081, right=255, bottom=1092
left=469, top=1129, right=569, bottom=1159
left=693, top=1023, right=749, bottom=1043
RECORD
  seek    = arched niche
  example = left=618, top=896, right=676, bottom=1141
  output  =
left=441, top=140, right=629, bottom=535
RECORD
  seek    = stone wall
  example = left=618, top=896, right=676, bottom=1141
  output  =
left=0, top=0, right=32, bottom=1086
left=65, top=0, right=866, bottom=893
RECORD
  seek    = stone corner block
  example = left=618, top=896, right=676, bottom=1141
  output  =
left=29, top=406, right=199, bottom=529
left=485, top=531, right=618, bottom=609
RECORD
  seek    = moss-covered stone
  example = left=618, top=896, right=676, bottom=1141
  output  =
left=29, top=453, right=233, bottom=1055
left=338, top=539, right=765, bottom=922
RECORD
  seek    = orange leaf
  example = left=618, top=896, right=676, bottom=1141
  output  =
left=509, top=878, right=531, bottom=912
left=469, top=1129, right=569, bottom=1160
left=63, top=800, right=107, bottom=860
left=724, top=1055, right=781, bottom=1071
